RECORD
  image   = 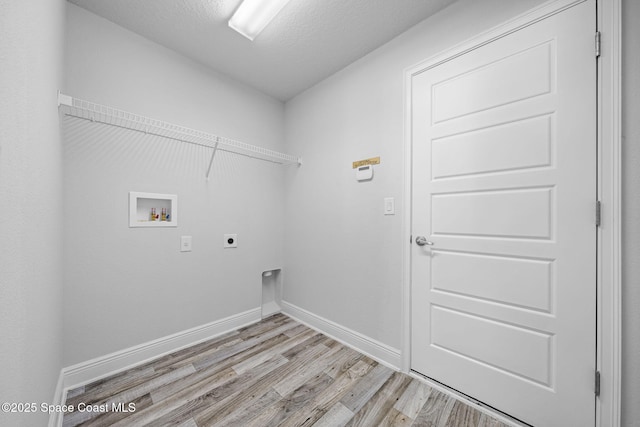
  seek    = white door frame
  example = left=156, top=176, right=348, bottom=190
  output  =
left=400, top=0, right=622, bottom=425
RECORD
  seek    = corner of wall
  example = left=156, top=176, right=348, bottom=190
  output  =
left=0, top=0, right=66, bottom=425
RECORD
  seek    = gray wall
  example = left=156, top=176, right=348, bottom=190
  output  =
left=621, top=0, right=640, bottom=424
left=63, top=4, right=286, bottom=365
left=283, top=0, right=546, bottom=352
left=0, top=0, right=66, bottom=425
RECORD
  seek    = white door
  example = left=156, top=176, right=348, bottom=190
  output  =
left=410, top=2, right=596, bottom=426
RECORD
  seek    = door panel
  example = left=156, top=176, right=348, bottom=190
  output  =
left=431, top=187, right=554, bottom=239
left=410, top=2, right=596, bottom=426
left=431, top=115, right=553, bottom=180
left=432, top=41, right=554, bottom=124
left=430, top=250, right=553, bottom=312
left=430, top=305, right=554, bottom=386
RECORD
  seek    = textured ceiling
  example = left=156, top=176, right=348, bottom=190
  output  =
left=68, top=0, right=458, bottom=101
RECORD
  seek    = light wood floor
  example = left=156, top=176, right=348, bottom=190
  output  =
left=63, top=314, right=511, bottom=427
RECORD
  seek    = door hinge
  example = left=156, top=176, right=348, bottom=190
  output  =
left=595, top=31, right=601, bottom=58
left=595, top=370, right=601, bottom=396
left=596, top=201, right=602, bottom=227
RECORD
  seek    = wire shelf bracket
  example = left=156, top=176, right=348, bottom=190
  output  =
left=57, top=92, right=302, bottom=178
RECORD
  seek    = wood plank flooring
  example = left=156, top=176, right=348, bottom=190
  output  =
left=63, top=314, right=511, bottom=427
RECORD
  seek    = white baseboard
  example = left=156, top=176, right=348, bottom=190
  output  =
left=49, top=307, right=261, bottom=427
left=48, top=370, right=66, bottom=427
left=281, top=301, right=401, bottom=370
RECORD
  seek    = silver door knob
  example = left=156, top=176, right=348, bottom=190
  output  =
left=415, top=236, right=434, bottom=246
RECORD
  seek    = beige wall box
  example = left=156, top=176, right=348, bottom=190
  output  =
left=129, top=192, right=178, bottom=227
left=352, top=156, right=380, bottom=169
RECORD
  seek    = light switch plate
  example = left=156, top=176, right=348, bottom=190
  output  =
left=384, top=197, right=395, bottom=215
left=181, top=235, right=192, bottom=252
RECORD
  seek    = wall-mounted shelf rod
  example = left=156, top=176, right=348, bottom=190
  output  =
left=57, top=92, right=302, bottom=173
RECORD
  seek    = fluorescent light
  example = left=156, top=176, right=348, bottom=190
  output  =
left=228, top=0, right=292, bottom=41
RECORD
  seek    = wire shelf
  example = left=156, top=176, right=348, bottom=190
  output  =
left=57, top=92, right=301, bottom=174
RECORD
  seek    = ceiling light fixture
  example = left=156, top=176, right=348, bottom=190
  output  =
left=228, top=0, right=292, bottom=41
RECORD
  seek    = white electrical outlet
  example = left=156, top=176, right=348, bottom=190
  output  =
left=181, top=235, right=192, bottom=252
left=224, top=234, right=238, bottom=248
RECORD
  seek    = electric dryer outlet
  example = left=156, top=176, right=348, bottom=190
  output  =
left=224, top=234, right=238, bottom=248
